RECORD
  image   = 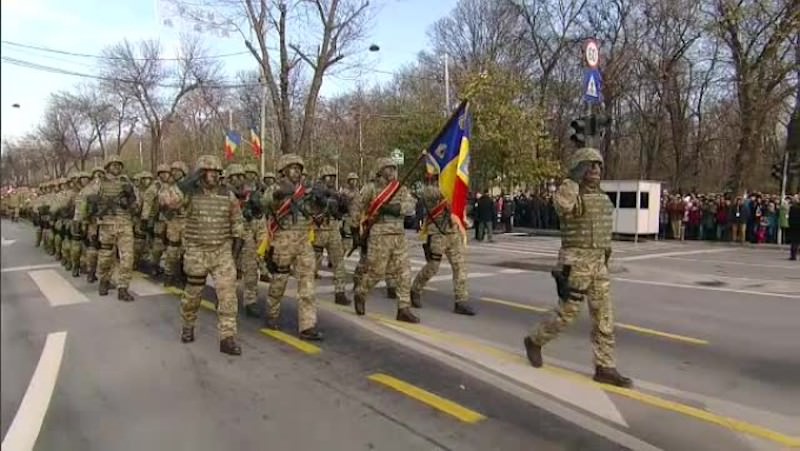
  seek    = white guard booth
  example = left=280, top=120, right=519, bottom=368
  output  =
left=599, top=180, right=662, bottom=241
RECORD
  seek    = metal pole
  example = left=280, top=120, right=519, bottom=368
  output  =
left=259, top=78, right=268, bottom=175
left=778, top=149, right=789, bottom=244
left=138, top=139, right=144, bottom=168
left=228, top=110, right=233, bottom=130
left=358, top=111, right=364, bottom=181
left=444, top=53, right=451, bottom=115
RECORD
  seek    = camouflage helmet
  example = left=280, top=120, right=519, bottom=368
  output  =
left=318, top=165, right=336, bottom=178
left=139, top=171, right=154, bottom=180
left=243, top=163, right=258, bottom=175
left=91, top=166, right=105, bottom=176
left=263, top=172, right=276, bottom=180
left=131, top=173, right=141, bottom=182
left=375, top=157, right=396, bottom=174
left=195, top=154, right=223, bottom=172
left=156, top=164, right=171, bottom=175
left=225, top=164, right=245, bottom=177
left=569, top=147, right=603, bottom=171
left=346, top=172, right=359, bottom=181
left=76, top=171, right=91, bottom=180
left=104, top=155, right=124, bottom=169
left=68, top=171, right=78, bottom=181
left=170, top=161, right=189, bottom=175
left=58, top=177, right=69, bottom=187
left=277, top=153, right=304, bottom=173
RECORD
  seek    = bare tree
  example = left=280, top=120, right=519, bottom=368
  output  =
left=99, top=36, right=221, bottom=170
left=170, top=0, right=373, bottom=156
left=709, top=0, right=800, bottom=192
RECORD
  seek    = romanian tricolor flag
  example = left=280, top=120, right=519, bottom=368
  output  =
left=249, top=127, right=262, bottom=157
left=224, top=131, right=241, bottom=161
left=425, top=100, right=472, bottom=232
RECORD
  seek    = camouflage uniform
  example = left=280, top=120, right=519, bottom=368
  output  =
left=350, top=176, right=398, bottom=298
left=81, top=167, right=105, bottom=282
left=411, top=179, right=475, bottom=315
left=353, top=158, right=419, bottom=323
left=524, top=148, right=632, bottom=388
left=142, top=164, right=170, bottom=276
left=131, top=171, right=154, bottom=270
left=312, top=165, right=350, bottom=305
left=68, top=172, right=92, bottom=277
left=162, top=161, right=188, bottom=286
left=258, top=172, right=277, bottom=282
left=262, top=154, right=322, bottom=340
left=95, top=156, right=137, bottom=301
left=172, top=155, right=244, bottom=355
left=225, top=164, right=260, bottom=317
left=51, top=179, right=68, bottom=261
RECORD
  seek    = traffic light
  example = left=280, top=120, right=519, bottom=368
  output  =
left=569, top=117, right=588, bottom=146
left=591, top=114, right=612, bottom=137
left=771, top=162, right=783, bottom=181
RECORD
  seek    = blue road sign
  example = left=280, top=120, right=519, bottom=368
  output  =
left=583, top=68, right=603, bottom=104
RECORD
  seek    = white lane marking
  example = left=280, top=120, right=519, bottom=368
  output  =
left=2, top=236, right=17, bottom=246
left=27, top=270, right=90, bottom=307
left=129, top=277, right=167, bottom=296
left=615, top=248, right=735, bottom=262
left=2, top=331, right=67, bottom=451
left=304, top=272, right=495, bottom=296
left=664, top=256, right=799, bottom=270
left=497, top=268, right=529, bottom=274
left=1, top=264, right=62, bottom=274
left=614, top=278, right=800, bottom=299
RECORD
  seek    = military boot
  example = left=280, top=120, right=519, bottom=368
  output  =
left=71, top=266, right=80, bottom=278
left=353, top=293, right=366, bottom=316
left=220, top=337, right=242, bottom=356
left=86, top=269, right=97, bottom=283
left=410, top=290, right=422, bottom=308
left=64, top=259, right=72, bottom=271
left=244, top=303, right=261, bottom=318
left=181, top=327, right=195, bottom=343
left=386, top=287, right=398, bottom=299
left=299, top=327, right=324, bottom=341
left=454, top=302, right=475, bottom=316
left=98, top=279, right=111, bottom=296
left=593, top=367, right=633, bottom=388
left=396, top=308, right=420, bottom=323
left=264, top=317, right=280, bottom=330
left=523, top=337, right=543, bottom=368
left=117, top=287, right=134, bottom=302
left=334, top=292, right=351, bottom=306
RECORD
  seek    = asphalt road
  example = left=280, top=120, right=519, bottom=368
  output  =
left=2, top=219, right=799, bottom=451
left=1, top=220, right=629, bottom=451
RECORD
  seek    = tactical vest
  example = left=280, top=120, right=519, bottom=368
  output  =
left=560, top=191, right=613, bottom=249
left=273, top=185, right=312, bottom=231
left=99, top=176, right=131, bottom=218
left=183, top=188, right=233, bottom=249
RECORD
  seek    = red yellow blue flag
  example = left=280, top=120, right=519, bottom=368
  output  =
left=249, top=128, right=262, bottom=157
left=224, top=131, right=241, bottom=161
left=425, top=100, right=471, bottom=230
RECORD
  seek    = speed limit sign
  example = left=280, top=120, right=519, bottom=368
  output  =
left=585, top=39, right=599, bottom=68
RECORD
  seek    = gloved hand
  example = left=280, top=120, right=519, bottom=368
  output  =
left=379, top=203, right=402, bottom=217
left=273, top=180, right=295, bottom=200
left=604, top=248, right=612, bottom=267
left=232, top=237, right=245, bottom=262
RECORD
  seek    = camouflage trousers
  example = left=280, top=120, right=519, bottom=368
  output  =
left=238, top=221, right=259, bottom=306
left=313, top=226, right=347, bottom=294
left=164, top=217, right=185, bottom=277
left=251, top=217, right=270, bottom=277
left=42, top=223, right=54, bottom=254
left=181, top=243, right=238, bottom=339
left=529, top=248, right=616, bottom=368
left=412, top=232, right=468, bottom=302
left=149, top=221, right=166, bottom=270
left=82, top=222, right=100, bottom=274
left=353, top=248, right=396, bottom=291
left=133, top=220, right=148, bottom=269
left=53, top=219, right=63, bottom=258
left=267, top=229, right=317, bottom=332
left=354, top=233, right=411, bottom=309
left=69, top=221, right=85, bottom=270
left=97, top=217, right=134, bottom=289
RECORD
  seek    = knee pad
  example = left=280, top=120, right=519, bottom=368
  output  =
left=100, top=243, right=114, bottom=251
left=167, top=240, right=181, bottom=248
left=430, top=253, right=443, bottom=262
left=275, top=265, right=291, bottom=274
left=185, top=275, right=206, bottom=286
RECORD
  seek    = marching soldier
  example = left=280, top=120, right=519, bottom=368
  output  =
left=410, top=172, right=475, bottom=315
left=142, top=164, right=171, bottom=276
left=67, top=172, right=92, bottom=277
left=258, top=171, right=277, bottom=282
left=523, top=147, right=632, bottom=388
left=51, top=178, right=68, bottom=261
left=311, top=165, right=350, bottom=306
left=226, top=164, right=262, bottom=318
left=262, top=153, right=323, bottom=341
left=353, top=158, right=419, bottom=323
left=83, top=167, right=105, bottom=282
left=132, top=171, right=154, bottom=271
left=167, top=155, right=244, bottom=355
left=94, top=156, right=137, bottom=301
left=161, top=161, right=189, bottom=287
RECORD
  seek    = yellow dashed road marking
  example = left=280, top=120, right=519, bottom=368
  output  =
left=259, top=329, right=321, bottom=355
